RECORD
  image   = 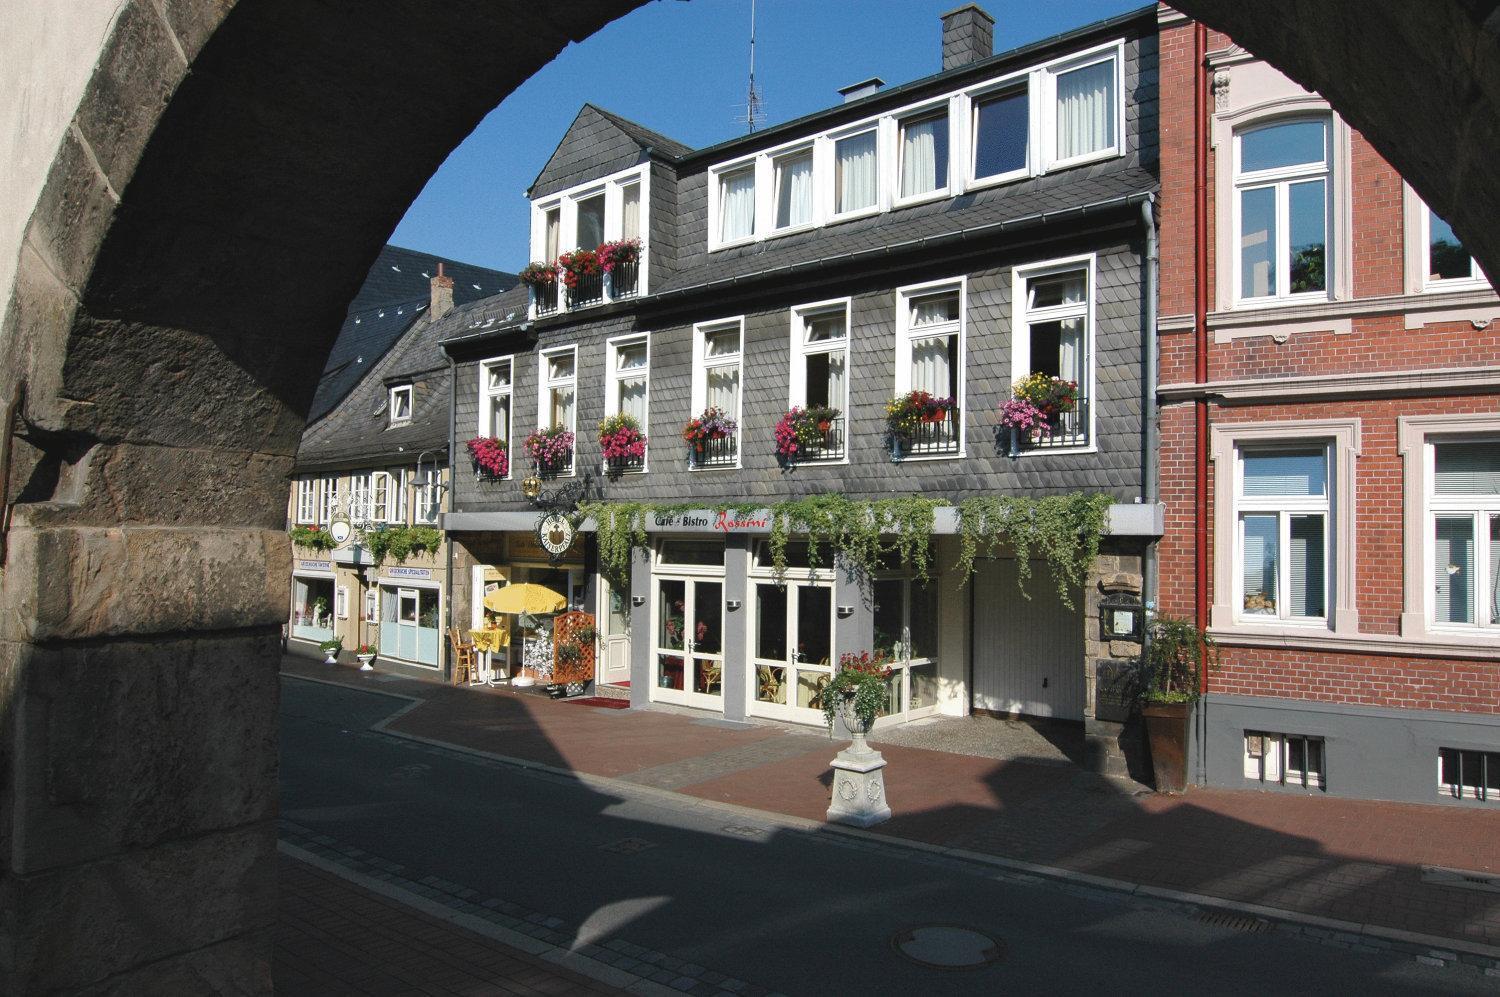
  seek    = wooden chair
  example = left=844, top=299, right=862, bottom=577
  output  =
left=448, top=627, right=477, bottom=686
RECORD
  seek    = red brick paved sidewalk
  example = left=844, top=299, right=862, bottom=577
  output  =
left=284, top=656, right=1500, bottom=954
left=276, top=853, right=623, bottom=996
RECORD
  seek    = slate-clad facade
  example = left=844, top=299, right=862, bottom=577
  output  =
left=440, top=6, right=1163, bottom=749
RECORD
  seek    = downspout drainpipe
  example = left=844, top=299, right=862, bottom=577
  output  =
left=1140, top=194, right=1158, bottom=658
left=444, top=350, right=457, bottom=679
left=1192, top=20, right=1212, bottom=783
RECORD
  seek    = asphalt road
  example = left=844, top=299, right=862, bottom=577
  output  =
left=279, top=675, right=1495, bottom=995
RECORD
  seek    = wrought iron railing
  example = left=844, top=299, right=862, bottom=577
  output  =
left=605, top=450, right=646, bottom=475
left=794, top=416, right=845, bottom=462
left=689, top=434, right=737, bottom=468
left=896, top=408, right=960, bottom=457
left=1027, top=395, right=1090, bottom=450
left=565, top=271, right=604, bottom=309
left=532, top=282, right=559, bottom=317
left=609, top=259, right=639, bottom=299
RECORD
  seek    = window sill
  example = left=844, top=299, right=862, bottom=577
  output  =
left=963, top=167, right=1032, bottom=194
left=892, top=187, right=949, bottom=210
left=1044, top=146, right=1121, bottom=174
left=1209, top=626, right=1500, bottom=661
left=708, top=235, right=759, bottom=253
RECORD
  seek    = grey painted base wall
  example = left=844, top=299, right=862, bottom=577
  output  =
left=1191, top=693, right=1500, bottom=807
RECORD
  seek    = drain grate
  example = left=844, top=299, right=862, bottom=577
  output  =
left=1197, top=910, right=1273, bottom=933
left=1422, top=865, right=1500, bottom=893
left=598, top=837, right=658, bottom=855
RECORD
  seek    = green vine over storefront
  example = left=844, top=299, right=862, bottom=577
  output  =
left=289, top=525, right=336, bottom=552
left=579, top=492, right=1113, bottom=602
left=357, top=525, right=442, bottom=564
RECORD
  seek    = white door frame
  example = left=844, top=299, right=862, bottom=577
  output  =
left=597, top=576, right=632, bottom=685
left=650, top=574, right=726, bottom=710
left=870, top=575, right=943, bottom=729
left=746, top=576, right=836, bottom=725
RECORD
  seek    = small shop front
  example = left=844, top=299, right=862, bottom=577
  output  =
left=290, top=559, right=340, bottom=646
left=375, top=565, right=443, bottom=671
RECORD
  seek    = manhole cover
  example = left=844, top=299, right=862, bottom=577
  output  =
left=891, top=925, right=1003, bottom=969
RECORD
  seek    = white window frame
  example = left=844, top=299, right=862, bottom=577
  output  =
left=1415, top=195, right=1487, bottom=291
left=367, top=469, right=405, bottom=526
left=891, top=98, right=955, bottom=209
left=1210, top=420, right=1361, bottom=638
left=826, top=123, right=884, bottom=224
left=1038, top=44, right=1125, bottom=173
left=707, top=156, right=760, bottom=250
left=412, top=466, right=442, bottom=524
left=335, top=585, right=350, bottom=620
left=1231, top=444, right=1332, bottom=626
left=787, top=297, right=852, bottom=465
left=893, top=277, right=966, bottom=460
left=769, top=143, right=818, bottom=235
left=388, top=383, right=413, bottom=426
left=1398, top=415, right=1500, bottom=647
left=690, top=317, right=745, bottom=470
left=1010, top=253, right=1098, bottom=453
left=318, top=474, right=339, bottom=524
left=538, top=345, right=579, bottom=475
left=1422, top=433, right=1500, bottom=634
left=528, top=164, right=651, bottom=313
left=964, top=70, right=1034, bottom=191
left=1244, top=731, right=1325, bottom=790
left=477, top=355, right=514, bottom=479
left=295, top=477, right=318, bottom=524
left=348, top=474, right=371, bottom=527
left=604, top=333, right=651, bottom=473
left=1230, top=115, right=1334, bottom=307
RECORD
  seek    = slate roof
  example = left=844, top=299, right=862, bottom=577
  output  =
left=307, top=245, right=516, bottom=422
left=527, top=104, right=693, bottom=200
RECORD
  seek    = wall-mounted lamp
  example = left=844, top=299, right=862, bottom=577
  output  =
left=631, top=595, right=646, bottom=607
left=521, top=474, right=542, bottom=502
left=726, top=599, right=742, bottom=612
left=836, top=605, right=855, bottom=619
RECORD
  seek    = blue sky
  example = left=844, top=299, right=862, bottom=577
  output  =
left=390, top=0, right=1147, bottom=272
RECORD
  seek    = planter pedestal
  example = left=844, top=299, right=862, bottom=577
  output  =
left=826, top=730, right=892, bottom=828
left=1142, top=701, right=1190, bottom=793
left=357, top=654, right=376, bottom=672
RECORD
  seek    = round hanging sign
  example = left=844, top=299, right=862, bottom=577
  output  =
left=537, top=512, right=575, bottom=559
left=329, top=519, right=352, bottom=546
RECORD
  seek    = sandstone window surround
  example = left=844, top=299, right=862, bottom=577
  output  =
left=1397, top=184, right=1500, bottom=329
left=894, top=276, right=967, bottom=460
left=537, top=345, right=579, bottom=475
left=1010, top=252, right=1098, bottom=453
left=705, top=38, right=1126, bottom=252
left=1231, top=116, right=1333, bottom=306
left=1398, top=413, right=1500, bottom=647
left=528, top=163, right=651, bottom=313
left=477, top=355, right=514, bottom=478
left=1209, top=419, right=1361, bottom=639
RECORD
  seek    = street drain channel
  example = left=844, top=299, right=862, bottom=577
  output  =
left=1422, top=865, right=1500, bottom=893
left=1197, top=910, right=1273, bottom=933
left=891, top=925, right=1004, bottom=970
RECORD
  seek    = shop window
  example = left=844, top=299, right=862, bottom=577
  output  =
left=1245, top=732, right=1325, bottom=789
left=1439, top=747, right=1500, bottom=802
left=657, top=539, right=726, bottom=568
left=380, top=585, right=440, bottom=668
left=1233, top=118, right=1331, bottom=303
left=291, top=576, right=335, bottom=643
left=873, top=577, right=941, bottom=720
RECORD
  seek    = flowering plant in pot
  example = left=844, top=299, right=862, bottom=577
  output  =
left=682, top=407, right=738, bottom=460
left=598, top=413, right=646, bottom=473
left=524, top=425, right=575, bottom=474
left=885, top=390, right=954, bottom=436
left=465, top=436, right=509, bottom=478
left=597, top=238, right=640, bottom=273
left=1012, top=371, right=1079, bottom=418
left=821, top=650, right=892, bottom=736
left=317, top=635, right=342, bottom=665
left=354, top=642, right=378, bottom=671
left=556, top=248, right=601, bottom=289
left=1138, top=615, right=1219, bottom=793
left=774, top=405, right=840, bottom=462
left=517, top=260, right=559, bottom=290
left=998, top=398, right=1049, bottom=444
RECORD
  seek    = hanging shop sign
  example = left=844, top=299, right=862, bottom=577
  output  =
left=537, top=512, right=576, bottom=561
left=328, top=498, right=353, bottom=547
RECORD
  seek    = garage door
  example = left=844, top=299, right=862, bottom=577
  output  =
left=971, top=560, right=1085, bottom=719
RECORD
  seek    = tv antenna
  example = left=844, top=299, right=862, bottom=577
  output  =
left=745, top=0, right=763, bottom=132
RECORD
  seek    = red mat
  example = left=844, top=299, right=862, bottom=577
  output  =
left=563, top=697, right=630, bottom=709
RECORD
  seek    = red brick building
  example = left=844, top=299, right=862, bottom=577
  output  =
left=1156, top=6, right=1500, bottom=803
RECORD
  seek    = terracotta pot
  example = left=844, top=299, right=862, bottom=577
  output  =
left=1142, top=700, right=1190, bottom=793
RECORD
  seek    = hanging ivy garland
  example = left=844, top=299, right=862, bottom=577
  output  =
left=357, top=525, right=443, bottom=565
left=580, top=492, right=1111, bottom=601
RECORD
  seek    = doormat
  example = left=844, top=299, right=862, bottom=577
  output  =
left=563, top=697, right=630, bottom=710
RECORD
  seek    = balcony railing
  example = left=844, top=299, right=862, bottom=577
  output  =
left=608, top=259, right=639, bottom=299
left=1026, top=395, right=1090, bottom=451
left=893, top=408, right=960, bottom=458
left=565, top=271, right=604, bottom=310
left=792, top=416, right=846, bottom=463
left=688, top=434, right=738, bottom=469
left=532, top=282, right=559, bottom=317
left=605, top=450, right=646, bottom=476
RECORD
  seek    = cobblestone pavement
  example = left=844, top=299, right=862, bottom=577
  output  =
left=276, top=853, right=627, bottom=996
left=283, top=655, right=1500, bottom=956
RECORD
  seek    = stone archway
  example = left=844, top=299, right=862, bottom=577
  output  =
left=1, top=1, right=1496, bottom=991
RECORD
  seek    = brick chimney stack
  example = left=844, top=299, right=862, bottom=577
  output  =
left=430, top=261, right=454, bottom=320
left=940, top=4, right=994, bottom=71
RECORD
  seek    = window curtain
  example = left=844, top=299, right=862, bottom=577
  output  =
left=1055, top=60, right=1115, bottom=160
left=775, top=154, right=813, bottom=228
left=835, top=132, right=877, bottom=213
left=900, top=116, right=946, bottom=197
left=622, top=184, right=641, bottom=240
left=544, top=210, right=560, bottom=260
left=824, top=353, right=846, bottom=411
left=550, top=387, right=575, bottom=431
left=1056, top=316, right=1085, bottom=385
left=489, top=396, right=510, bottom=440
left=619, top=377, right=647, bottom=426
left=706, top=367, right=739, bottom=415
left=1434, top=517, right=1475, bottom=624
left=910, top=335, right=952, bottom=395
left=576, top=197, right=605, bottom=249
left=719, top=170, right=756, bottom=241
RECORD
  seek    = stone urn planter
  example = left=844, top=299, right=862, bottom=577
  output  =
left=1142, top=700, right=1189, bottom=793
left=356, top=652, right=376, bottom=672
left=823, top=654, right=893, bottom=828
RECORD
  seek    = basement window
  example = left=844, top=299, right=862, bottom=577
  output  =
left=1439, top=747, right=1500, bottom=802
left=1244, top=731, right=1325, bottom=789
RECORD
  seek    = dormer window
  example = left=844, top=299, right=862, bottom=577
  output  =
left=529, top=166, right=650, bottom=312
left=717, top=164, right=757, bottom=243
left=773, top=148, right=814, bottom=230
left=389, top=384, right=413, bottom=426
left=1046, top=52, right=1120, bottom=167
left=834, top=129, right=879, bottom=215
left=973, top=85, right=1028, bottom=182
left=575, top=193, right=605, bottom=250
left=897, top=109, right=949, bottom=201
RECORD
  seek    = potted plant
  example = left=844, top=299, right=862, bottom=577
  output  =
left=598, top=238, right=641, bottom=296
left=598, top=413, right=647, bottom=475
left=681, top=407, right=738, bottom=466
left=1139, top=615, right=1219, bottom=793
left=524, top=425, right=575, bottom=475
left=884, top=390, right=954, bottom=460
left=557, top=247, right=603, bottom=305
left=821, top=650, right=893, bottom=738
left=311, top=595, right=330, bottom=627
left=773, top=405, right=841, bottom=464
left=518, top=261, right=559, bottom=312
left=1004, top=373, right=1079, bottom=453
left=317, top=635, right=342, bottom=665
left=354, top=642, right=377, bottom=671
left=466, top=435, right=509, bottom=478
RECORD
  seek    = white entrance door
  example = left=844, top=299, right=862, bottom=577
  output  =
left=652, top=576, right=724, bottom=709
left=599, top=580, right=631, bottom=685
left=394, top=587, right=420, bottom=661
left=871, top=576, right=943, bottom=727
left=971, top=560, right=1085, bottom=719
left=748, top=580, right=835, bottom=724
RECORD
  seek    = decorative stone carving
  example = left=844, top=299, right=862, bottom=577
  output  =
left=826, top=731, right=892, bottom=828
left=1212, top=71, right=1231, bottom=111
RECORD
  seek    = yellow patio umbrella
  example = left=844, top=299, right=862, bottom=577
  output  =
left=483, top=583, right=566, bottom=616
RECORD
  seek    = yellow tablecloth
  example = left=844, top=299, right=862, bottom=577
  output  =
left=470, top=628, right=508, bottom=653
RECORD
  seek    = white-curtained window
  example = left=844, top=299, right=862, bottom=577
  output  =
left=773, top=149, right=814, bottom=230
left=318, top=475, right=339, bottom=524
left=295, top=478, right=317, bottom=524
left=607, top=335, right=651, bottom=440
left=1052, top=57, right=1117, bottom=162
left=1428, top=440, right=1500, bottom=629
left=894, top=281, right=964, bottom=455
left=790, top=301, right=850, bottom=459
left=898, top=112, right=949, bottom=199
left=1234, top=118, right=1330, bottom=302
left=621, top=182, right=641, bottom=241
left=575, top=193, right=605, bottom=250
left=1235, top=447, right=1330, bottom=622
left=1012, top=258, right=1094, bottom=446
left=692, top=319, right=743, bottom=462
left=540, top=347, right=577, bottom=437
left=834, top=130, right=878, bottom=215
left=480, top=357, right=512, bottom=459
left=718, top=166, right=756, bottom=242
left=543, top=207, right=560, bottom=260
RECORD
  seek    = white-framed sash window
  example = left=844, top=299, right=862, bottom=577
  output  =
left=1044, top=50, right=1121, bottom=168
left=388, top=384, right=413, bottom=426
left=971, top=82, right=1029, bottom=184
left=605, top=333, right=650, bottom=472
left=833, top=127, right=880, bottom=217
left=772, top=146, right=815, bottom=231
left=1426, top=438, right=1500, bottom=631
left=896, top=107, right=950, bottom=202
left=295, top=478, right=317, bottom=524
left=478, top=356, right=513, bottom=471
left=1234, top=446, right=1331, bottom=624
left=716, top=163, right=757, bottom=244
left=691, top=318, right=744, bottom=468
left=413, top=467, right=441, bottom=524
left=529, top=164, right=651, bottom=312
left=1233, top=117, right=1332, bottom=304
left=318, top=474, right=339, bottom=524
left=894, top=278, right=965, bottom=456
left=538, top=346, right=578, bottom=474
left=1011, top=254, right=1096, bottom=448
left=1423, top=205, right=1486, bottom=288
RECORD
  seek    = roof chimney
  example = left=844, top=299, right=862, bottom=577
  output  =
left=940, top=4, right=994, bottom=71
left=430, top=261, right=454, bottom=321
left=837, top=77, right=885, bottom=103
